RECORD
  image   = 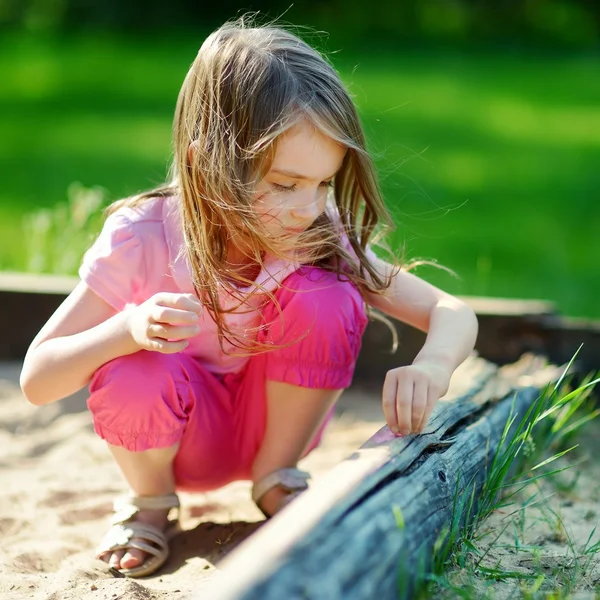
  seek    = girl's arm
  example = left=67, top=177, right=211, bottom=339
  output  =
left=20, top=282, right=137, bottom=406
left=20, top=282, right=202, bottom=406
left=364, top=257, right=479, bottom=436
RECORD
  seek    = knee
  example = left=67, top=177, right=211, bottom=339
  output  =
left=283, top=267, right=366, bottom=330
left=261, top=268, right=369, bottom=389
left=265, top=267, right=368, bottom=347
left=90, top=351, right=176, bottom=400
left=87, top=351, right=187, bottom=450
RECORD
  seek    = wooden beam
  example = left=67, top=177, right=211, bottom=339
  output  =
left=354, top=304, right=600, bottom=380
left=199, top=354, right=561, bottom=600
left=1, top=272, right=598, bottom=373
left=0, top=271, right=79, bottom=294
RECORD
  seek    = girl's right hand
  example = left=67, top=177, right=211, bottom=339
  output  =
left=126, top=293, right=202, bottom=353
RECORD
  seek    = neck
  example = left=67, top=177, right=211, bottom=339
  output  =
left=225, top=243, right=262, bottom=283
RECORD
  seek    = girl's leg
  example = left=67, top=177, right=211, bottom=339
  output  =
left=87, top=350, right=238, bottom=571
left=251, top=384, right=343, bottom=515
left=101, top=443, right=180, bottom=569
left=241, top=266, right=369, bottom=515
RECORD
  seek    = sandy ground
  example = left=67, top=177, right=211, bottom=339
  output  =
left=2, top=360, right=599, bottom=600
left=0, top=361, right=385, bottom=600
left=437, top=425, right=600, bottom=599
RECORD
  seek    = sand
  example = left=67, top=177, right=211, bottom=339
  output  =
left=2, top=360, right=599, bottom=600
left=0, top=362, right=384, bottom=600
left=437, top=427, right=600, bottom=599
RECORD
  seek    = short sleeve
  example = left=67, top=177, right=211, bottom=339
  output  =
left=79, top=211, right=146, bottom=311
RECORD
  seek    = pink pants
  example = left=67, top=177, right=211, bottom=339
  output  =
left=87, top=267, right=368, bottom=492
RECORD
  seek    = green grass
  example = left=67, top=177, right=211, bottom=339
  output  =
left=1, top=32, right=599, bottom=317
left=409, top=361, right=600, bottom=599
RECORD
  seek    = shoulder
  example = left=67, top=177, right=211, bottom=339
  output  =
left=102, top=195, right=176, bottom=242
left=107, top=195, right=169, bottom=226
left=80, top=196, right=180, bottom=308
left=83, top=195, right=177, bottom=268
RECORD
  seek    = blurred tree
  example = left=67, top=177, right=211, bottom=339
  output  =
left=0, top=0, right=598, bottom=48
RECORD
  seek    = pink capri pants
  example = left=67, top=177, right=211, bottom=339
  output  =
left=87, top=267, right=368, bottom=492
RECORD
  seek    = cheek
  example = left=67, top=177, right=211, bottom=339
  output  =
left=253, top=194, right=284, bottom=225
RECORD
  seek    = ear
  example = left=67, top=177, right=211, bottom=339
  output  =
left=187, top=140, right=198, bottom=166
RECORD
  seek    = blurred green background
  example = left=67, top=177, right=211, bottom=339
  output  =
left=1, top=1, right=598, bottom=317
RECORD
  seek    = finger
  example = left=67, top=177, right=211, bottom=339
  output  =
left=418, top=387, right=440, bottom=433
left=150, top=306, right=200, bottom=325
left=382, top=373, right=399, bottom=434
left=396, top=378, right=414, bottom=436
left=147, top=339, right=189, bottom=354
left=154, top=292, right=202, bottom=313
left=411, top=377, right=428, bottom=433
left=148, top=323, right=200, bottom=340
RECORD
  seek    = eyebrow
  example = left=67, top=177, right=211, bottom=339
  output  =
left=270, top=168, right=338, bottom=181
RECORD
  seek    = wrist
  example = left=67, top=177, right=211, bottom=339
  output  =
left=413, top=352, right=455, bottom=376
left=113, top=309, right=140, bottom=356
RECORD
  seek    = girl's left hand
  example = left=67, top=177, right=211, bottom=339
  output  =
left=382, top=361, right=451, bottom=436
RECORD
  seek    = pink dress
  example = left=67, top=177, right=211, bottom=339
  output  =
left=79, top=196, right=368, bottom=492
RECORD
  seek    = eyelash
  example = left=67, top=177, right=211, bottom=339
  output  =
left=272, top=181, right=334, bottom=193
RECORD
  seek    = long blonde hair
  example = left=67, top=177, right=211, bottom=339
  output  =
left=109, top=16, right=398, bottom=353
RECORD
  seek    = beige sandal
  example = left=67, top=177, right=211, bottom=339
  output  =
left=252, top=468, right=311, bottom=518
left=95, top=492, right=181, bottom=578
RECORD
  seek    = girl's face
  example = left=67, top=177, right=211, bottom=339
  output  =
left=254, top=119, right=346, bottom=237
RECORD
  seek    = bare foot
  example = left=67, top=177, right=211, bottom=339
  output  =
left=98, top=508, right=170, bottom=570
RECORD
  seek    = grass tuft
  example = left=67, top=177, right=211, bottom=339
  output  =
left=400, top=353, right=599, bottom=599
left=22, top=182, right=106, bottom=274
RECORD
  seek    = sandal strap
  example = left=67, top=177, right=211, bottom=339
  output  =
left=114, top=493, right=180, bottom=512
left=96, top=493, right=181, bottom=578
left=112, top=493, right=180, bottom=525
left=96, top=521, right=169, bottom=559
left=251, top=468, right=311, bottom=506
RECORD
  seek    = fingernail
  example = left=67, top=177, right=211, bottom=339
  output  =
left=391, top=426, right=399, bottom=435
left=399, top=429, right=410, bottom=436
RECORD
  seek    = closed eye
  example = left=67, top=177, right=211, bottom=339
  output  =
left=271, top=181, right=333, bottom=193
left=272, top=183, right=297, bottom=193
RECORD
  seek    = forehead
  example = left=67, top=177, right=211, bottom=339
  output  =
left=270, top=120, right=346, bottom=179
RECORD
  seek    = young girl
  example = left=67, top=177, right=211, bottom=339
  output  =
left=20, top=18, right=478, bottom=579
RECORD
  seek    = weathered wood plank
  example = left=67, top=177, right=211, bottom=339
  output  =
left=200, top=354, right=561, bottom=600
left=1, top=272, right=598, bottom=371
left=0, top=271, right=79, bottom=294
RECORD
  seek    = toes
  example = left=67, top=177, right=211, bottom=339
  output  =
left=103, top=547, right=146, bottom=571
left=109, top=550, right=125, bottom=569
left=120, top=547, right=146, bottom=570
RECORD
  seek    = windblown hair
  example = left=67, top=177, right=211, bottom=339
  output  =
left=108, top=16, right=399, bottom=353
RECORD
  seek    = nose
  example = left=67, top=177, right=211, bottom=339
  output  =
left=289, top=190, right=324, bottom=224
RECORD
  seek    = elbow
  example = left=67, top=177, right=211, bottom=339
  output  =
left=19, top=368, right=41, bottom=406
left=20, top=376, right=35, bottom=405
left=456, top=297, right=479, bottom=343
left=20, top=359, right=85, bottom=406
left=19, top=363, right=51, bottom=406
left=438, top=295, right=479, bottom=338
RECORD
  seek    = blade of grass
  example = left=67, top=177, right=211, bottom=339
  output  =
left=530, top=446, right=578, bottom=471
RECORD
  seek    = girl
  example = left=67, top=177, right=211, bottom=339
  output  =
left=20, top=18, right=478, bottom=579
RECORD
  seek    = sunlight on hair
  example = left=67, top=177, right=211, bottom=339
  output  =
left=107, top=14, right=403, bottom=355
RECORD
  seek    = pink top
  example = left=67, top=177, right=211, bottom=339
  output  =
left=80, top=195, right=310, bottom=374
